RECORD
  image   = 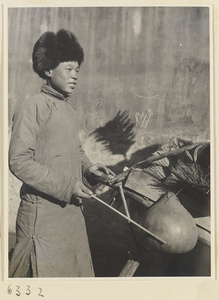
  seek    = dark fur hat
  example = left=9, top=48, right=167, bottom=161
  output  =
left=32, top=29, right=84, bottom=79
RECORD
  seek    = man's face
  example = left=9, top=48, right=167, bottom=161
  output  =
left=46, top=61, right=80, bottom=96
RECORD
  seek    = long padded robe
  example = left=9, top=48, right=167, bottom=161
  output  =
left=9, top=85, right=94, bottom=277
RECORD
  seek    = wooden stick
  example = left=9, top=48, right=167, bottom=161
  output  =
left=119, top=260, right=140, bottom=277
left=91, top=194, right=166, bottom=245
left=132, top=143, right=202, bottom=168
left=118, top=183, right=131, bottom=221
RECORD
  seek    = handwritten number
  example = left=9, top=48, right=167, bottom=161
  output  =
left=16, top=286, right=20, bottom=296
left=7, top=285, right=43, bottom=297
left=38, top=288, right=44, bottom=297
left=26, top=285, right=31, bottom=296
left=7, top=284, right=12, bottom=294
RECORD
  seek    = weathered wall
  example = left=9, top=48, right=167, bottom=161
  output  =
left=8, top=7, right=210, bottom=145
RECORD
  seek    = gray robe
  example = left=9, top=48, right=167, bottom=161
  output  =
left=9, top=85, right=94, bottom=277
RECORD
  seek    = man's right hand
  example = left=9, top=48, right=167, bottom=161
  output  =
left=72, top=180, right=93, bottom=199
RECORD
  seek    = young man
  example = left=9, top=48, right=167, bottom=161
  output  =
left=9, top=29, right=114, bottom=277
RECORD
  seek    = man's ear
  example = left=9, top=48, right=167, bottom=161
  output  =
left=44, top=70, right=52, bottom=77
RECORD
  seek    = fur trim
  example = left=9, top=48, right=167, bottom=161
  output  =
left=32, top=29, right=84, bottom=79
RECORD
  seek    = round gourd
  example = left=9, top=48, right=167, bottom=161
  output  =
left=135, top=192, right=198, bottom=254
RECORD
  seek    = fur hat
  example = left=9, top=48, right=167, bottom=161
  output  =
left=32, top=29, right=84, bottom=79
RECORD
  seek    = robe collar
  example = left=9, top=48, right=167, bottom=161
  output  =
left=41, top=84, right=71, bottom=102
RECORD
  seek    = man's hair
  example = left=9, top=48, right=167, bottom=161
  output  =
left=32, top=29, right=84, bottom=79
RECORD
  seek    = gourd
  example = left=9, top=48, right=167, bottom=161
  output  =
left=136, top=192, right=198, bottom=254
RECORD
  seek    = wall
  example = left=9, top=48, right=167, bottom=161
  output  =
left=8, top=7, right=210, bottom=147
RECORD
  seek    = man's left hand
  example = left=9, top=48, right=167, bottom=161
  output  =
left=86, top=163, right=115, bottom=180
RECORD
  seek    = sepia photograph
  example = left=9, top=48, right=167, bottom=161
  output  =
left=6, top=5, right=212, bottom=280
left=2, top=0, right=219, bottom=299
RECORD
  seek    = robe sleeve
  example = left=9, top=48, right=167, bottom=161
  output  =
left=79, top=144, right=93, bottom=173
left=78, top=136, right=96, bottom=188
left=66, top=102, right=93, bottom=174
left=9, top=100, right=77, bottom=203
